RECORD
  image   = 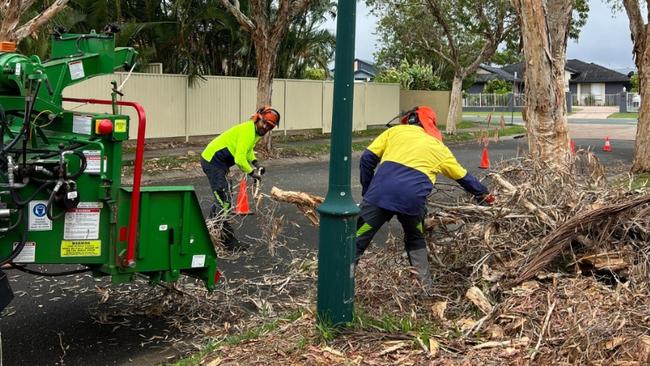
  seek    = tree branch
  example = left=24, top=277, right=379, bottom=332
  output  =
left=13, top=0, right=69, bottom=42
left=622, top=0, right=645, bottom=68
left=219, top=0, right=255, bottom=33
left=426, top=0, right=458, bottom=63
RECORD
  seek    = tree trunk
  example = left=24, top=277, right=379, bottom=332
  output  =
left=446, top=74, right=463, bottom=134
left=625, top=0, right=650, bottom=173
left=445, top=73, right=464, bottom=135
left=515, top=0, right=572, bottom=164
left=255, top=42, right=277, bottom=150
left=633, top=47, right=650, bottom=172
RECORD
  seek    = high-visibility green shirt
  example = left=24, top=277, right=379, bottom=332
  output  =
left=201, top=120, right=260, bottom=173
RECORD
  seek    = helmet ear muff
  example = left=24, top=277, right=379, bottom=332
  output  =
left=407, top=112, right=420, bottom=125
left=253, top=107, right=265, bottom=122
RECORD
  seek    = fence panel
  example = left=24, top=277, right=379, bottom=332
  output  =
left=62, top=73, right=401, bottom=139
left=627, top=93, right=641, bottom=112
left=285, top=80, right=323, bottom=131
left=186, top=76, right=242, bottom=137
left=365, top=83, right=401, bottom=125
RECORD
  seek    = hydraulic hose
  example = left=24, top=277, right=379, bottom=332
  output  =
left=10, top=180, right=54, bottom=206
left=63, top=150, right=87, bottom=179
left=46, top=180, right=66, bottom=221
left=0, top=209, right=28, bottom=265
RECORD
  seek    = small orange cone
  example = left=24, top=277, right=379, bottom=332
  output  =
left=603, top=137, right=612, bottom=152
left=570, top=139, right=575, bottom=154
left=479, top=146, right=490, bottom=169
left=234, top=178, right=252, bottom=215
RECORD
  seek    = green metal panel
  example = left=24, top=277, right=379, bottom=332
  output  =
left=317, top=0, right=360, bottom=325
left=0, top=31, right=218, bottom=291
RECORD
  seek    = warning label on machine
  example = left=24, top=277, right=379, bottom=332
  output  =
left=60, top=240, right=101, bottom=257
left=29, top=200, right=52, bottom=231
left=64, top=202, right=102, bottom=240
left=72, top=115, right=92, bottom=135
left=68, top=60, right=85, bottom=80
left=84, top=150, right=101, bottom=174
left=12, top=241, right=36, bottom=263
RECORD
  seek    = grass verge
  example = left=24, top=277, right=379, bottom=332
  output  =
left=608, top=112, right=638, bottom=119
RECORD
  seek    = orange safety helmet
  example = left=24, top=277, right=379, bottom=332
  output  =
left=252, top=105, right=281, bottom=127
left=400, top=106, right=442, bottom=141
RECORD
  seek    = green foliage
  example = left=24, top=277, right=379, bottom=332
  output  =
left=369, top=0, right=516, bottom=95
left=490, top=49, right=523, bottom=66
left=16, top=0, right=335, bottom=80
left=374, top=61, right=445, bottom=90
left=483, top=79, right=512, bottom=94
left=304, top=67, right=327, bottom=80
left=631, top=73, right=639, bottom=93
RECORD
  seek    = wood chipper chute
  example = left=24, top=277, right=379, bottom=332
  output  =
left=0, top=29, right=219, bottom=311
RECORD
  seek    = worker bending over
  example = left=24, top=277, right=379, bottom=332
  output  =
left=356, top=106, right=494, bottom=297
left=200, top=106, right=280, bottom=250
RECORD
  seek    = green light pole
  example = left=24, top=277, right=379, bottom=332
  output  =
left=316, top=0, right=359, bottom=325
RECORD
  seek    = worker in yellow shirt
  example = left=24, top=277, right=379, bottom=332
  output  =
left=357, top=106, right=494, bottom=297
left=200, top=106, right=280, bottom=250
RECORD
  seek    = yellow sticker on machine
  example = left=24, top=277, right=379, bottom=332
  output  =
left=114, top=119, right=127, bottom=133
left=61, top=240, right=101, bottom=257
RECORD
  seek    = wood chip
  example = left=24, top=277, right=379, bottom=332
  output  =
left=465, top=286, right=493, bottom=314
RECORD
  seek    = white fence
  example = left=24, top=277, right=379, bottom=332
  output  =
left=573, top=93, right=620, bottom=107
left=63, top=73, right=401, bottom=140
left=626, top=93, right=641, bottom=112
left=462, top=93, right=525, bottom=107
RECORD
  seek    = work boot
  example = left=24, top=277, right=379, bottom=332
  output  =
left=407, top=248, right=435, bottom=299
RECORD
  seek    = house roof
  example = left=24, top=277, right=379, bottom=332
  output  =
left=566, top=59, right=630, bottom=83
left=330, top=58, right=377, bottom=80
left=355, top=59, right=377, bottom=77
left=500, top=60, right=630, bottom=84
left=475, top=64, right=519, bottom=83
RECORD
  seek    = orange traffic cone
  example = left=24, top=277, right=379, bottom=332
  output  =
left=570, top=139, right=575, bottom=154
left=234, top=178, right=252, bottom=215
left=603, top=137, right=612, bottom=152
left=479, top=146, right=490, bottom=169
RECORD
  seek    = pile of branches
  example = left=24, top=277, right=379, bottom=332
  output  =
left=266, top=152, right=650, bottom=364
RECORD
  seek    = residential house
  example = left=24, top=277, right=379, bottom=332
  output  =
left=330, top=58, right=377, bottom=81
left=469, top=60, right=632, bottom=106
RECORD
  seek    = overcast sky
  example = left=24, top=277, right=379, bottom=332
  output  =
left=324, top=1, right=637, bottom=72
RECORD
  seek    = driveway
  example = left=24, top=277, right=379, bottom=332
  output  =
left=569, top=106, right=619, bottom=119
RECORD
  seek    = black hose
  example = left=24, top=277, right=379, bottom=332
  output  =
left=6, top=263, right=91, bottom=277
left=0, top=209, right=28, bottom=265
left=64, top=150, right=87, bottom=179
left=11, top=181, right=54, bottom=206
left=21, top=80, right=42, bottom=166
left=46, top=182, right=66, bottom=221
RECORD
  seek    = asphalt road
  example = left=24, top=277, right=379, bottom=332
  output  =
left=1, top=138, right=635, bottom=366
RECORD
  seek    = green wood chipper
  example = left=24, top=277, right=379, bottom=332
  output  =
left=0, top=29, right=219, bottom=311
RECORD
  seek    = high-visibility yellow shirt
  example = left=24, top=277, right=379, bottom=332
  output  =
left=201, top=120, right=260, bottom=173
left=360, top=124, right=486, bottom=215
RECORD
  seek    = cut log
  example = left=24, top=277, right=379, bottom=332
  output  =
left=270, top=187, right=324, bottom=225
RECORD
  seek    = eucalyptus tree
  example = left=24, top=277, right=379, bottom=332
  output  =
left=0, top=0, right=70, bottom=43
left=426, top=0, right=515, bottom=133
left=511, top=0, right=588, bottom=165
left=370, top=0, right=515, bottom=133
left=220, top=0, right=312, bottom=108
left=618, top=0, right=650, bottom=172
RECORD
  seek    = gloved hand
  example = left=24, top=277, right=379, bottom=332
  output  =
left=476, top=193, right=496, bottom=206
left=250, top=160, right=265, bottom=176
left=249, top=167, right=263, bottom=181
